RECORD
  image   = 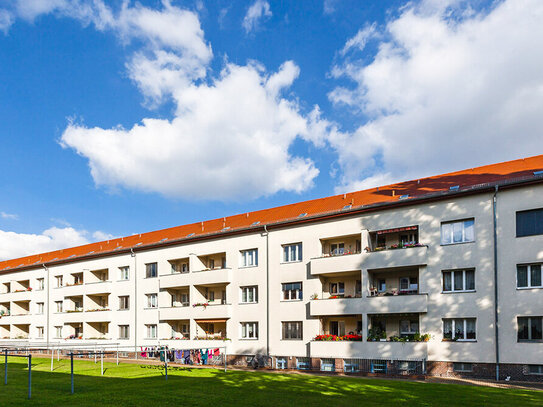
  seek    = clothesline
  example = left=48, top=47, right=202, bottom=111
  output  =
left=138, top=346, right=224, bottom=366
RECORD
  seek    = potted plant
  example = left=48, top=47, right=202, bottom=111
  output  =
left=310, top=293, right=319, bottom=300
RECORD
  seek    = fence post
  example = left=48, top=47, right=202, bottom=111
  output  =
left=101, top=350, right=104, bottom=376
left=28, top=354, right=32, bottom=399
left=70, top=353, right=74, bottom=394
left=94, top=344, right=97, bottom=364
left=116, top=349, right=119, bottom=366
left=164, top=350, right=168, bottom=381
left=4, top=349, right=7, bottom=385
left=51, top=349, right=54, bottom=371
left=224, top=346, right=227, bottom=373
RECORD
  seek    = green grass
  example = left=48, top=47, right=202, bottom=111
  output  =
left=0, top=357, right=541, bottom=406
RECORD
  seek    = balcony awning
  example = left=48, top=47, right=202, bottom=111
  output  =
left=195, top=318, right=228, bottom=323
left=375, top=226, right=418, bottom=235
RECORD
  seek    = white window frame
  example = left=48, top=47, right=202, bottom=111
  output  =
left=240, top=322, right=258, bottom=339
left=453, top=362, right=473, bottom=372
left=119, top=325, right=129, bottom=339
left=517, top=264, right=543, bottom=289
left=119, top=266, right=130, bottom=281
left=240, top=249, right=258, bottom=267
left=282, top=282, right=302, bottom=301
left=329, top=282, right=345, bottom=295
left=146, top=324, right=157, bottom=339
left=146, top=293, right=158, bottom=308
left=55, top=275, right=63, bottom=288
left=443, top=269, right=476, bottom=292
left=518, top=316, right=543, bottom=341
left=443, top=318, right=476, bottom=341
left=55, top=301, right=63, bottom=313
left=37, top=278, right=44, bottom=291
left=240, top=286, right=258, bottom=303
left=441, top=219, right=475, bottom=245
left=282, top=243, right=302, bottom=263
left=145, top=263, right=158, bottom=278
left=282, top=321, right=303, bottom=340
left=36, top=326, right=44, bottom=339
left=527, top=365, right=543, bottom=375
left=37, top=302, right=44, bottom=315
left=55, top=326, right=62, bottom=338
left=119, top=296, right=130, bottom=310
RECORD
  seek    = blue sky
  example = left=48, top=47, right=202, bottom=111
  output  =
left=0, top=0, right=542, bottom=260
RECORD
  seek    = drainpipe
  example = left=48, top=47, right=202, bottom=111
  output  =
left=43, top=264, right=49, bottom=349
left=131, top=248, right=137, bottom=355
left=492, top=185, right=500, bottom=381
left=263, top=225, right=270, bottom=356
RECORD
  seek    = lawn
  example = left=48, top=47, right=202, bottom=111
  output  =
left=1, top=357, right=542, bottom=406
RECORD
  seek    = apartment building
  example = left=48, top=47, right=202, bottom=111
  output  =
left=1, top=155, right=542, bottom=380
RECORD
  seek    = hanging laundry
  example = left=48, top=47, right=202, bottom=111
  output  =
left=213, top=348, right=220, bottom=356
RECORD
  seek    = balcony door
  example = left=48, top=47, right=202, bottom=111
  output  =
left=329, top=321, right=345, bottom=336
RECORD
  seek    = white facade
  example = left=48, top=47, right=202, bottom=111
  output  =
left=0, top=182, right=542, bottom=371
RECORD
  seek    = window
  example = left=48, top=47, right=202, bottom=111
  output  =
left=283, top=243, right=302, bottom=262
left=453, top=362, right=473, bottom=372
left=119, top=296, right=130, bottom=310
left=441, top=219, right=475, bottom=245
left=344, top=359, right=360, bottom=373
left=55, top=326, right=62, bottom=338
left=516, top=208, right=543, bottom=237
left=517, top=264, right=542, bottom=288
left=276, top=357, right=287, bottom=369
left=240, top=286, right=258, bottom=303
left=518, top=317, right=543, bottom=341
left=330, top=243, right=344, bottom=256
left=282, top=282, right=302, bottom=300
left=443, top=269, right=475, bottom=292
left=329, top=282, right=345, bottom=296
left=377, top=279, right=386, bottom=293
left=329, top=320, right=345, bottom=336
left=119, top=325, right=129, bottom=339
left=55, top=301, right=63, bottom=313
left=37, top=302, right=44, bottom=315
left=443, top=318, right=476, bottom=340
left=37, top=278, right=44, bottom=291
left=399, top=320, right=419, bottom=336
left=119, top=266, right=130, bottom=280
left=400, top=277, right=419, bottom=292
left=355, top=280, right=362, bottom=296
left=146, top=324, right=157, bottom=339
left=240, top=249, right=258, bottom=267
left=146, top=263, right=157, bottom=278
left=297, top=357, right=310, bottom=370
left=241, top=322, right=258, bottom=339
left=321, top=358, right=335, bottom=372
left=36, top=326, right=44, bottom=339
left=282, top=321, right=303, bottom=340
left=55, top=275, right=63, bottom=288
left=398, top=361, right=417, bottom=373
left=527, top=365, right=543, bottom=375
left=209, top=259, right=215, bottom=269
left=146, top=294, right=158, bottom=308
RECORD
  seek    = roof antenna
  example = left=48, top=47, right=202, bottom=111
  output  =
left=343, top=193, right=346, bottom=199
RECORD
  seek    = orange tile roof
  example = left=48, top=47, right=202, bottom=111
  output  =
left=1, top=154, right=543, bottom=273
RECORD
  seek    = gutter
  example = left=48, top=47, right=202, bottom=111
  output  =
left=131, top=248, right=137, bottom=356
left=263, top=225, right=270, bottom=357
left=493, top=185, right=500, bottom=380
left=43, top=264, right=49, bottom=349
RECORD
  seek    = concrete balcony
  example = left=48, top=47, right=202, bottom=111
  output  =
left=83, top=310, right=113, bottom=322
left=59, top=283, right=86, bottom=296
left=0, top=290, right=33, bottom=302
left=310, top=340, right=428, bottom=359
left=191, top=269, right=232, bottom=286
left=191, top=304, right=231, bottom=320
left=365, top=293, right=428, bottom=314
left=83, top=281, right=112, bottom=295
left=309, top=298, right=363, bottom=316
left=159, top=272, right=191, bottom=289
left=159, top=306, right=192, bottom=320
left=2, top=313, right=31, bottom=324
left=61, top=311, right=85, bottom=323
left=310, top=253, right=363, bottom=276
left=364, top=246, right=428, bottom=270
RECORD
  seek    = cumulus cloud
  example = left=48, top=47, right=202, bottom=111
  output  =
left=242, top=0, right=272, bottom=33
left=0, top=9, right=13, bottom=33
left=330, top=0, right=543, bottom=192
left=340, top=23, right=377, bottom=55
left=0, top=226, right=109, bottom=261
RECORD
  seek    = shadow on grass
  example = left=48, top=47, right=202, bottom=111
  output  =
left=1, top=359, right=542, bottom=407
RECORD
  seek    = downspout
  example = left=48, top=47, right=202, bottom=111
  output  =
left=43, top=264, right=49, bottom=348
left=492, top=185, right=500, bottom=381
left=263, top=225, right=270, bottom=356
left=131, top=248, right=137, bottom=355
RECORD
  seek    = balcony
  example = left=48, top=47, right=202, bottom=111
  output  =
left=84, top=281, right=112, bottom=295
left=310, top=253, right=363, bottom=276
left=364, top=245, right=428, bottom=270
left=365, top=293, right=428, bottom=314
left=310, top=340, right=428, bottom=359
left=160, top=272, right=191, bottom=289
left=84, top=309, right=112, bottom=322
left=310, top=298, right=363, bottom=316
left=191, top=268, right=232, bottom=285
left=159, top=305, right=192, bottom=320
left=191, top=303, right=231, bottom=320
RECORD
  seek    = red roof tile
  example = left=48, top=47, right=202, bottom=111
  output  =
left=1, top=154, right=542, bottom=272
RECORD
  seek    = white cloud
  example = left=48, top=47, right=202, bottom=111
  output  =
left=330, top=0, right=543, bottom=192
left=61, top=61, right=324, bottom=200
left=323, top=0, right=337, bottom=15
left=242, top=0, right=272, bottom=33
left=0, top=9, right=13, bottom=33
left=0, top=226, right=109, bottom=261
left=0, top=211, right=18, bottom=220
left=341, top=23, right=377, bottom=55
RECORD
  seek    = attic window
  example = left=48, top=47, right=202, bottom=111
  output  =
left=68, top=254, right=76, bottom=258
left=449, top=185, right=460, bottom=191
left=252, top=221, right=260, bottom=225
left=343, top=204, right=352, bottom=210
left=87, top=251, right=95, bottom=255
left=51, top=258, right=58, bottom=261
left=534, top=170, right=543, bottom=176
left=298, top=213, right=307, bottom=218
left=114, top=246, right=123, bottom=251
left=160, top=238, right=168, bottom=242
left=222, top=227, right=231, bottom=231
left=399, top=194, right=409, bottom=200
left=18, top=264, right=24, bottom=267
left=187, top=233, right=195, bottom=237
left=135, top=242, right=143, bottom=247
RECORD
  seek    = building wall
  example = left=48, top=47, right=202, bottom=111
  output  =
left=0, top=183, right=542, bottom=376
